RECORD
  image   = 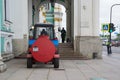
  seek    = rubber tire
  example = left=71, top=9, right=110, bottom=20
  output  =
left=52, top=58, right=55, bottom=64
left=27, top=58, right=32, bottom=68
left=54, top=58, right=59, bottom=68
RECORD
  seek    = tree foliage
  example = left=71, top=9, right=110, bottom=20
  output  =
left=115, top=34, right=120, bottom=41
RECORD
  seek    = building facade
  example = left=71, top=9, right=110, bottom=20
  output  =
left=0, top=0, right=102, bottom=72
left=5, top=0, right=102, bottom=59
left=0, top=0, right=14, bottom=72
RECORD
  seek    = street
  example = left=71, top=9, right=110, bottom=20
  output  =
left=0, top=46, right=120, bottom=80
left=0, top=47, right=120, bottom=80
left=0, top=57, right=120, bottom=80
left=103, top=46, right=120, bottom=54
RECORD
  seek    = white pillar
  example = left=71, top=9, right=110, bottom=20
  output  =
left=92, top=0, right=99, bottom=36
left=66, top=10, right=71, bottom=39
left=73, top=0, right=80, bottom=52
left=12, top=0, right=29, bottom=56
left=74, top=0, right=102, bottom=59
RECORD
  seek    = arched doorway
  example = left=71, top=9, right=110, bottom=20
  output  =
left=39, top=3, right=66, bottom=43
left=32, top=0, right=73, bottom=43
left=27, top=0, right=102, bottom=59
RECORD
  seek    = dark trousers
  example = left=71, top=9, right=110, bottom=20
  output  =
left=107, top=45, right=112, bottom=55
left=61, top=36, right=65, bottom=43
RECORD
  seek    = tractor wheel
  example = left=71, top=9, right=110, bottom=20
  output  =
left=27, top=58, right=32, bottom=68
left=54, top=58, right=59, bottom=68
left=52, top=58, right=55, bottom=64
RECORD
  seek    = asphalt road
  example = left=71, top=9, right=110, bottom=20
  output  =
left=103, top=46, right=120, bottom=54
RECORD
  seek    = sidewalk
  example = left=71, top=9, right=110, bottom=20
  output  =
left=0, top=53, right=120, bottom=80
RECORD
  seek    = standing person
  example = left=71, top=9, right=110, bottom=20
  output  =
left=61, top=27, right=66, bottom=43
left=41, top=29, right=48, bottom=35
left=106, top=41, right=112, bottom=55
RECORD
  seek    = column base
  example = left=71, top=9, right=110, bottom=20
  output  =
left=75, top=36, right=102, bottom=59
left=0, top=61, right=7, bottom=73
left=13, top=39, right=28, bottom=56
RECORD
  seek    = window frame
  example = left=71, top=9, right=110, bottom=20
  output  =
left=4, top=0, right=12, bottom=24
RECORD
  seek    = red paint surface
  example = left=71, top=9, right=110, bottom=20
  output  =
left=31, top=36, right=56, bottom=63
left=54, top=54, right=60, bottom=58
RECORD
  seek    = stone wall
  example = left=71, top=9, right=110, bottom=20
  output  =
left=12, top=39, right=28, bottom=56
left=75, top=36, right=102, bottom=59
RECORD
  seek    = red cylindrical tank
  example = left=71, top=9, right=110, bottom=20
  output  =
left=30, top=36, right=56, bottom=63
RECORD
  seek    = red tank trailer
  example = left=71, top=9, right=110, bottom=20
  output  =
left=27, top=24, right=59, bottom=68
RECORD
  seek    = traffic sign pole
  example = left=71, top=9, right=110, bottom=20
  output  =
left=109, top=4, right=120, bottom=54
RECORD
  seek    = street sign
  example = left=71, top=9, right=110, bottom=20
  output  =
left=102, top=24, right=109, bottom=32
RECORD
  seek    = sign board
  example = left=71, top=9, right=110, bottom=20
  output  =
left=102, top=24, right=109, bottom=32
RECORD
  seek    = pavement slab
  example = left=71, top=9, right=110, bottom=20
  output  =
left=0, top=53, right=120, bottom=80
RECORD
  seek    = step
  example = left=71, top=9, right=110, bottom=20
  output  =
left=60, top=56, right=89, bottom=60
left=2, top=53, right=14, bottom=61
left=59, top=43, right=73, bottom=48
left=60, top=53, right=80, bottom=56
left=59, top=47, right=74, bottom=50
left=59, top=50, right=74, bottom=53
left=15, top=53, right=27, bottom=59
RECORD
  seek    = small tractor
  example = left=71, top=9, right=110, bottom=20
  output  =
left=27, top=23, right=59, bottom=68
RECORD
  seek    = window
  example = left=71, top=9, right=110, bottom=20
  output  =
left=34, top=27, right=54, bottom=39
left=44, top=3, right=50, bottom=11
left=4, top=0, right=12, bottom=23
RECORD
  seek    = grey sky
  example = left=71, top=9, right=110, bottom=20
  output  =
left=100, top=0, right=120, bottom=25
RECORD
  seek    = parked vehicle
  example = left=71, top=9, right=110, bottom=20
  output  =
left=111, top=40, right=120, bottom=47
left=27, top=23, right=59, bottom=68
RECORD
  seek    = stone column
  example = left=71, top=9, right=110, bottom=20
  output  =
left=73, top=0, right=80, bottom=52
left=66, top=10, right=71, bottom=40
left=92, top=0, right=100, bottom=36
left=64, top=0, right=71, bottom=41
left=74, top=0, right=102, bottom=59
left=33, top=0, right=40, bottom=24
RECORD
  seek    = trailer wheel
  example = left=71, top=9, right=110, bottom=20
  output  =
left=27, top=58, right=32, bottom=68
left=52, top=58, right=55, bottom=64
left=54, top=58, right=59, bottom=68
